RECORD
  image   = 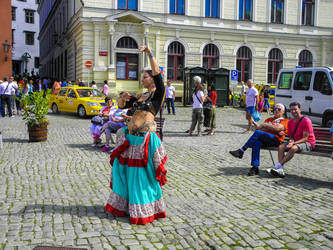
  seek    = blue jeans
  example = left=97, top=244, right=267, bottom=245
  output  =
left=264, top=98, right=270, bottom=109
left=244, top=130, right=280, bottom=167
left=166, top=98, right=175, bottom=114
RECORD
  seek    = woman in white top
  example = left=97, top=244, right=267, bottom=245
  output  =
left=188, top=76, right=206, bottom=136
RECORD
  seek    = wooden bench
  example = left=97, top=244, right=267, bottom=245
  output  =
left=267, top=127, right=333, bottom=157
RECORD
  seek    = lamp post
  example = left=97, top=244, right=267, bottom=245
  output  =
left=21, top=52, right=32, bottom=75
left=2, top=40, right=11, bottom=61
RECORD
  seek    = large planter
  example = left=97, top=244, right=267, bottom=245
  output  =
left=28, top=123, right=48, bottom=142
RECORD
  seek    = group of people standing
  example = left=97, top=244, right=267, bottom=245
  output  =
left=188, top=76, right=217, bottom=136
left=0, top=76, right=47, bottom=117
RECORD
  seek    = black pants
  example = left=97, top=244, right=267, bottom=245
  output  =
left=1, top=95, right=12, bottom=117
left=203, top=108, right=211, bottom=127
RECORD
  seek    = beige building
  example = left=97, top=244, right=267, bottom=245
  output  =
left=38, top=0, right=333, bottom=101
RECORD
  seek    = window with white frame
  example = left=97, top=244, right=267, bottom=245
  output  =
left=236, top=46, right=252, bottom=82
left=298, top=50, right=313, bottom=68
left=118, top=0, right=138, bottom=10
left=116, top=37, right=139, bottom=80
left=25, top=9, right=35, bottom=24
left=167, top=42, right=185, bottom=81
left=239, top=0, right=253, bottom=21
left=205, top=0, right=220, bottom=18
left=170, top=0, right=185, bottom=15
left=267, top=48, right=283, bottom=84
left=271, top=0, right=284, bottom=24
left=203, top=44, right=219, bottom=69
left=302, top=0, right=315, bottom=26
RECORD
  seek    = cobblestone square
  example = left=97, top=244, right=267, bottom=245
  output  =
left=0, top=107, right=332, bottom=249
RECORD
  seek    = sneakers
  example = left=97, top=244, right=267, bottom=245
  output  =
left=102, top=145, right=110, bottom=152
left=267, top=168, right=285, bottom=178
left=229, top=149, right=244, bottom=159
left=248, top=166, right=259, bottom=176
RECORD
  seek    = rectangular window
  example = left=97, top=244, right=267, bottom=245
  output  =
left=118, top=0, right=138, bottom=10
left=239, top=0, right=252, bottom=21
left=302, top=0, right=315, bottom=26
left=116, top=53, right=138, bottom=80
left=167, top=55, right=184, bottom=81
left=12, top=7, right=16, bottom=21
left=293, top=72, right=312, bottom=90
left=25, top=31, right=35, bottom=45
left=12, top=29, right=15, bottom=45
left=205, top=0, right=219, bottom=18
left=278, top=72, right=293, bottom=89
left=170, top=0, right=185, bottom=15
left=34, top=57, right=40, bottom=68
left=313, top=71, right=332, bottom=95
left=25, top=9, right=35, bottom=24
left=271, top=0, right=284, bottom=24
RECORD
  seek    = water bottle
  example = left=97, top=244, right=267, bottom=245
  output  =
left=0, top=132, right=2, bottom=150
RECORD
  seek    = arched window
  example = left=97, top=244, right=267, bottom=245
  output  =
left=268, top=48, right=283, bottom=84
left=203, top=44, right=219, bottom=69
left=116, top=37, right=138, bottom=80
left=236, top=46, right=252, bottom=82
left=167, top=42, right=185, bottom=81
left=299, top=50, right=313, bottom=68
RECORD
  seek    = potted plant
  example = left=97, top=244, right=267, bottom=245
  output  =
left=19, top=90, right=51, bottom=142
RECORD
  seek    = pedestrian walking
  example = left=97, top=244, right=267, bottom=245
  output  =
left=91, top=81, right=97, bottom=89
left=102, top=80, right=109, bottom=95
left=165, top=81, right=176, bottom=115
left=263, top=85, right=270, bottom=114
left=207, top=84, right=217, bottom=136
left=0, top=76, right=16, bottom=117
left=244, top=79, right=259, bottom=133
left=188, top=76, right=206, bottom=136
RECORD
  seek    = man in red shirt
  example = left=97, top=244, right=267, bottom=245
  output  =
left=229, top=103, right=288, bottom=176
left=268, top=102, right=316, bottom=178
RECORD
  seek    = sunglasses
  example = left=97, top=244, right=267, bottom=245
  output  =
left=274, top=108, right=282, bottom=111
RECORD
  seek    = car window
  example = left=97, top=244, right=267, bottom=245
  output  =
left=278, top=72, right=293, bottom=89
left=67, top=89, right=77, bottom=98
left=293, top=71, right=312, bottom=91
left=58, top=89, right=67, bottom=96
left=77, top=89, right=104, bottom=97
left=314, top=71, right=332, bottom=95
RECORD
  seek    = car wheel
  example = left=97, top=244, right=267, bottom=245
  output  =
left=323, top=114, right=333, bottom=127
left=78, top=105, right=86, bottom=118
left=52, top=103, right=59, bottom=113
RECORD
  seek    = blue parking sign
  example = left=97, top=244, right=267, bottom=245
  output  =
left=231, top=70, right=238, bottom=81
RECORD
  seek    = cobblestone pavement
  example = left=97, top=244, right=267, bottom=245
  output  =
left=0, top=107, right=333, bottom=250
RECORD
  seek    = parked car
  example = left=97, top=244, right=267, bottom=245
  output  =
left=49, top=86, right=113, bottom=118
left=275, top=67, right=333, bottom=127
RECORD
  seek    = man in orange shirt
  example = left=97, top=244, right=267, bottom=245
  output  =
left=229, top=103, right=288, bottom=176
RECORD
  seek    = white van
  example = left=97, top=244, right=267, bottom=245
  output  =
left=275, top=67, right=333, bottom=127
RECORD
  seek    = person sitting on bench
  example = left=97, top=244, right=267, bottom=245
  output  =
left=267, top=102, right=316, bottom=178
left=330, top=124, right=333, bottom=159
left=229, top=103, right=288, bottom=176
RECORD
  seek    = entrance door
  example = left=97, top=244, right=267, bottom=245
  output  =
left=12, top=60, right=22, bottom=75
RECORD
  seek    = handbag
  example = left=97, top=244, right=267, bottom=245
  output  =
left=252, top=110, right=261, bottom=122
left=91, top=115, right=105, bottom=125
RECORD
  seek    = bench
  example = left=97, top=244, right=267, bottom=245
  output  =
left=109, top=117, right=166, bottom=144
left=267, top=127, right=333, bottom=157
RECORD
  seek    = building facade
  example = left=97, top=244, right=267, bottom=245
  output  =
left=11, top=0, right=40, bottom=77
left=38, top=0, right=333, bottom=100
left=0, top=0, right=13, bottom=80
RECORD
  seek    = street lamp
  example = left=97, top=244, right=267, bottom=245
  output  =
left=2, top=40, right=11, bottom=61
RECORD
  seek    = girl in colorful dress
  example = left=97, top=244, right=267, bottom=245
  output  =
left=105, top=45, right=167, bottom=224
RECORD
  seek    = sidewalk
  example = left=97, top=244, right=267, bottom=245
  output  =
left=0, top=107, right=332, bottom=249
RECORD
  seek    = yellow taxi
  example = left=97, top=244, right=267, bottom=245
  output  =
left=49, top=86, right=108, bottom=118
